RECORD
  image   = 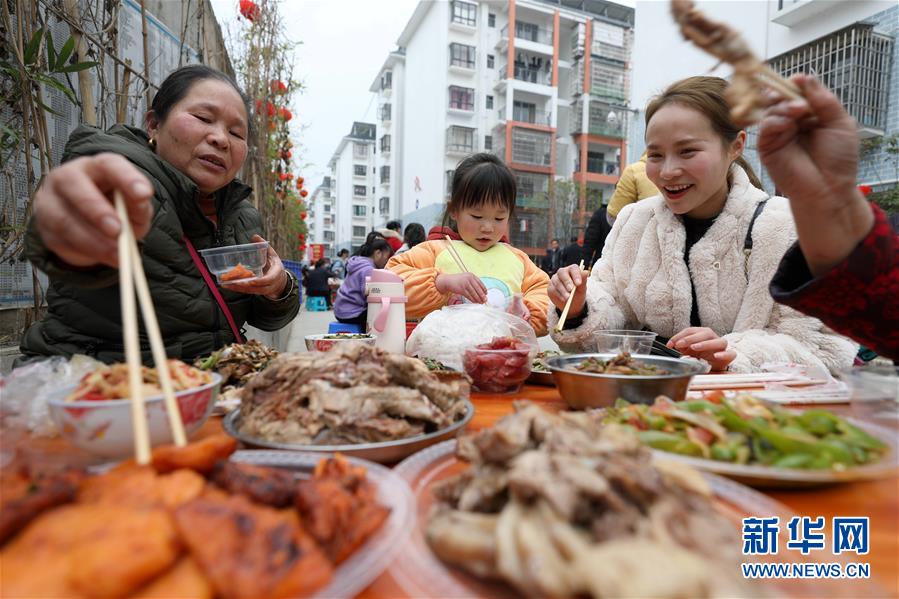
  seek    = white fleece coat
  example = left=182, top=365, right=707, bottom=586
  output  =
left=548, top=166, right=856, bottom=374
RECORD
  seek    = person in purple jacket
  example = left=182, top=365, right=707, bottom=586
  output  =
left=333, top=234, right=394, bottom=325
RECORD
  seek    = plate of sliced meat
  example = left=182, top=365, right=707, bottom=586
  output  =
left=222, top=343, right=475, bottom=463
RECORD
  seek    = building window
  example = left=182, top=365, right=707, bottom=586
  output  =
left=445, top=170, right=455, bottom=195
left=487, top=54, right=494, bottom=69
left=353, top=185, right=367, bottom=197
left=380, top=166, right=390, bottom=184
left=352, top=226, right=367, bottom=238
left=324, top=204, right=331, bottom=213
left=769, top=24, right=894, bottom=131
left=353, top=164, right=366, bottom=177
left=379, top=196, right=390, bottom=215
left=380, top=135, right=391, bottom=152
left=381, top=71, right=392, bottom=90
left=380, top=103, right=392, bottom=121
left=513, top=100, right=537, bottom=123
left=484, top=135, right=492, bottom=151
left=324, top=231, right=335, bottom=241
left=353, top=205, right=367, bottom=217
left=450, top=43, right=476, bottom=69
left=516, top=21, right=539, bottom=42
left=451, top=0, right=477, bottom=27
left=486, top=95, right=493, bottom=109
left=488, top=13, right=495, bottom=27
left=353, top=142, right=368, bottom=158
left=446, top=126, right=476, bottom=153
left=448, top=85, right=474, bottom=111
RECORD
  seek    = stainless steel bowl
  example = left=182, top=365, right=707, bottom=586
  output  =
left=222, top=399, right=474, bottom=464
left=545, top=353, right=705, bottom=409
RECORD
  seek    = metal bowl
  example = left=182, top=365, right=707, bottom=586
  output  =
left=222, top=399, right=474, bottom=464
left=545, top=353, right=705, bottom=409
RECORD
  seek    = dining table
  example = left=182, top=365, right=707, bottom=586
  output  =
left=8, top=382, right=899, bottom=598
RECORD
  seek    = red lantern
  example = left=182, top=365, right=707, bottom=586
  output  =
left=270, top=80, right=288, bottom=94
left=300, top=211, right=307, bottom=219
left=296, top=176, right=304, bottom=185
left=239, top=0, right=259, bottom=21
left=858, top=185, right=873, bottom=197
left=278, top=107, right=292, bottom=121
left=300, top=189, right=308, bottom=198
left=279, top=173, right=289, bottom=181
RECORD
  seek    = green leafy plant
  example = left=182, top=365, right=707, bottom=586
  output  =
left=0, top=27, right=97, bottom=116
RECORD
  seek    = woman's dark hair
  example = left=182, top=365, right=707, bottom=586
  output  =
left=645, top=76, right=763, bottom=190
left=148, top=65, right=252, bottom=135
left=357, top=234, right=392, bottom=258
left=403, top=222, right=426, bottom=248
left=442, top=153, right=516, bottom=230
left=314, top=258, right=327, bottom=268
left=386, top=220, right=402, bottom=231
left=338, top=249, right=349, bottom=257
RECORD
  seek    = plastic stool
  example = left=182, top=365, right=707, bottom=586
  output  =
left=328, top=322, right=364, bottom=334
left=305, top=296, right=328, bottom=312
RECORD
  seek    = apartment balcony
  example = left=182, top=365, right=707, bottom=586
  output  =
left=570, top=100, right=629, bottom=140
left=379, top=104, right=392, bottom=125
left=496, top=63, right=553, bottom=91
left=510, top=127, right=552, bottom=167
left=446, top=125, right=477, bottom=155
left=585, top=158, right=620, bottom=177
left=768, top=24, right=893, bottom=136
left=496, top=23, right=554, bottom=56
left=498, top=106, right=552, bottom=126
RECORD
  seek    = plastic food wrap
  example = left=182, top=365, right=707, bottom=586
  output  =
left=406, top=305, right=537, bottom=372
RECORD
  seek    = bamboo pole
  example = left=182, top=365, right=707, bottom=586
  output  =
left=62, top=0, right=96, bottom=125
left=139, top=0, right=151, bottom=110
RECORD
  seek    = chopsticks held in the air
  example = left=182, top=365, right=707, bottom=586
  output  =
left=443, top=235, right=470, bottom=273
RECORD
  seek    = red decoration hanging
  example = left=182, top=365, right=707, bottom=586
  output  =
left=239, top=0, right=259, bottom=21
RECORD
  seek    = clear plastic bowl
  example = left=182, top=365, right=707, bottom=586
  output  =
left=198, top=241, right=268, bottom=283
left=462, top=347, right=532, bottom=394
left=595, top=329, right=657, bottom=355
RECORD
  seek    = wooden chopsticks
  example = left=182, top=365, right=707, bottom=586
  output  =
left=443, top=235, right=470, bottom=273
left=555, top=260, right=585, bottom=333
left=115, top=190, right=186, bottom=464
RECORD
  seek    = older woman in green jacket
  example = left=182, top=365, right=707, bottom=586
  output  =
left=20, top=65, right=299, bottom=364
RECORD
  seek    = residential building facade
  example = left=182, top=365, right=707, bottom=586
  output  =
left=307, top=176, right=336, bottom=255
left=370, top=0, right=636, bottom=256
left=630, top=0, right=897, bottom=200
left=326, top=122, right=378, bottom=254
left=370, top=50, right=406, bottom=226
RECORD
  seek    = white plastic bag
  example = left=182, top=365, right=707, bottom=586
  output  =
left=0, top=355, right=102, bottom=436
left=406, top=304, right=537, bottom=371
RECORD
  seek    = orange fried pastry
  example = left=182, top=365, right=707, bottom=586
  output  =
left=0, top=503, right=178, bottom=598
left=133, top=556, right=214, bottom=599
left=0, top=468, right=84, bottom=545
left=151, top=434, right=238, bottom=474
left=79, top=465, right=205, bottom=510
left=174, top=494, right=333, bottom=598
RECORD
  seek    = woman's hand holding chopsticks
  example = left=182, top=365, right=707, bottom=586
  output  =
left=33, top=153, right=155, bottom=268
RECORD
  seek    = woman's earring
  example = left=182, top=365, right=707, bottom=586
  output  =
left=148, top=136, right=157, bottom=149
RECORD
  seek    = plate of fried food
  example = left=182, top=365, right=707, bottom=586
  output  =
left=195, top=339, right=280, bottom=415
left=223, top=343, right=474, bottom=463
left=600, top=393, right=897, bottom=488
left=389, top=402, right=880, bottom=598
left=0, top=434, right=414, bottom=599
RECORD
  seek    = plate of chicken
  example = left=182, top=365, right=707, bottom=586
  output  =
left=222, top=343, right=474, bottom=463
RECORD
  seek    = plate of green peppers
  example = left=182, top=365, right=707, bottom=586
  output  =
left=601, top=393, right=897, bottom=488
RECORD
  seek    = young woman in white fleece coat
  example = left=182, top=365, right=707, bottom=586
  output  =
left=548, top=77, right=856, bottom=374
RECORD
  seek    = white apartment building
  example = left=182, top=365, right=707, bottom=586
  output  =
left=369, top=0, right=636, bottom=256
left=326, top=122, right=378, bottom=253
left=630, top=0, right=897, bottom=195
left=307, top=176, right=336, bottom=255
left=370, top=50, right=406, bottom=225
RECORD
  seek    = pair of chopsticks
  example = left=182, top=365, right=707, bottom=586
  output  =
left=115, top=191, right=186, bottom=464
left=555, top=260, right=585, bottom=333
left=443, top=235, right=470, bottom=273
